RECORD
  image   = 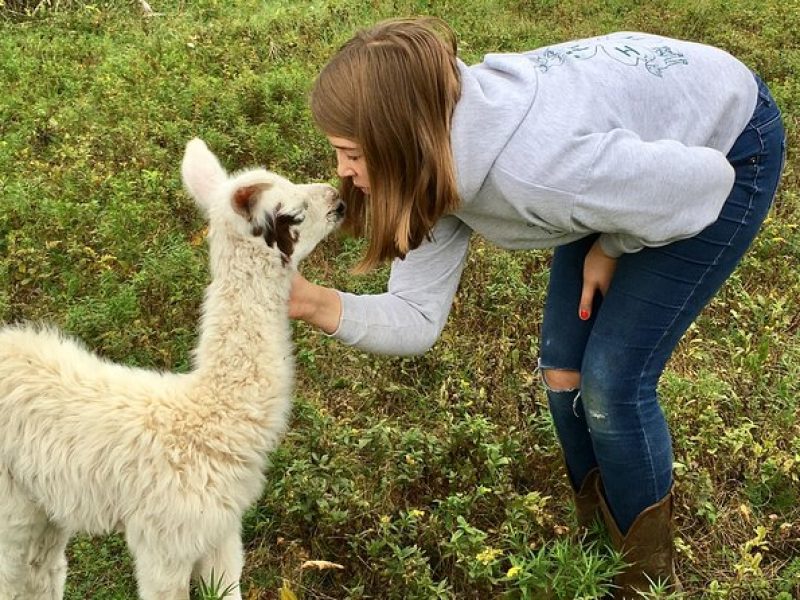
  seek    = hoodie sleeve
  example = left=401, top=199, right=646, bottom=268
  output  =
left=331, top=216, right=473, bottom=355
left=573, top=128, right=735, bottom=257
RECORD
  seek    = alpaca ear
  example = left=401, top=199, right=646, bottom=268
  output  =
left=181, top=138, right=228, bottom=211
left=232, top=183, right=272, bottom=220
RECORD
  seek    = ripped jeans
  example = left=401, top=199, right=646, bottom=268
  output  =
left=539, top=74, right=786, bottom=534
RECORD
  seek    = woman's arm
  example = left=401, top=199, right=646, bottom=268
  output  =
left=289, top=273, right=342, bottom=334
left=575, top=129, right=735, bottom=257
left=290, top=215, right=473, bottom=355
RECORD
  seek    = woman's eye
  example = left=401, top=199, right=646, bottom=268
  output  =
left=347, top=155, right=361, bottom=161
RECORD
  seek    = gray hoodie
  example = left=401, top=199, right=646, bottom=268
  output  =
left=332, top=32, right=759, bottom=355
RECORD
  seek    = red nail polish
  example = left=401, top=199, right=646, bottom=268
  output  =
left=579, top=310, right=590, bottom=320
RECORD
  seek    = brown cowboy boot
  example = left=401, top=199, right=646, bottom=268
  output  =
left=574, top=467, right=602, bottom=529
left=596, top=478, right=682, bottom=598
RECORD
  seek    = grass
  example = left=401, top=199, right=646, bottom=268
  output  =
left=1, top=0, right=798, bottom=598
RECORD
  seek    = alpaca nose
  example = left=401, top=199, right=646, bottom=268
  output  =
left=324, top=186, right=339, bottom=203
left=334, top=199, right=346, bottom=217
left=324, top=186, right=344, bottom=216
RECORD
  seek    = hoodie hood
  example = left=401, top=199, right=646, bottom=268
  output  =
left=450, top=55, right=539, bottom=204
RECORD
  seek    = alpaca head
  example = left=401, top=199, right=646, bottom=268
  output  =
left=181, top=138, right=345, bottom=267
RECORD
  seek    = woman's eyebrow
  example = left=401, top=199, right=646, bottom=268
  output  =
left=332, top=143, right=361, bottom=151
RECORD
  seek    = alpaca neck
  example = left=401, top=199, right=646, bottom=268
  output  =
left=192, top=229, right=294, bottom=391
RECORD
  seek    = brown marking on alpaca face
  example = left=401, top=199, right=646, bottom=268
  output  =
left=233, top=183, right=271, bottom=219
left=265, top=209, right=303, bottom=266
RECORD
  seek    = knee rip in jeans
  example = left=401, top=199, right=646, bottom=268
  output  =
left=540, top=368, right=581, bottom=392
left=538, top=366, right=583, bottom=416
left=538, top=367, right=611, bottom=424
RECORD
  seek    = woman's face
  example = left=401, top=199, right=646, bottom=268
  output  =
left=327, top=135, right=370, bottom=194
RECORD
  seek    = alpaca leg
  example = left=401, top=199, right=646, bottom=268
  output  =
left=0, top=469, right=55, bottom=600
left=193, top=532, right=244, bottom=600
left=127, top=533, right=193, bottom=600
left=22, top=522, right=69, bottom=600
left=131, top=551, right=192, bottom=600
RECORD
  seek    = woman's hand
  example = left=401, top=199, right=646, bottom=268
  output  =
left=289, top=272, right=342, bottom=334
left=580, top=240, right=618, bottom=321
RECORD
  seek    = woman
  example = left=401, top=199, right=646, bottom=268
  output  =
left=289, top=17, right=786, bottom=596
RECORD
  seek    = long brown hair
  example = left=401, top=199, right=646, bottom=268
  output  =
left=310, top=17, right=462, bottom=272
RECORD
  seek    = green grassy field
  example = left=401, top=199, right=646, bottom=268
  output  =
left=1, top=0, right=798, bottom=598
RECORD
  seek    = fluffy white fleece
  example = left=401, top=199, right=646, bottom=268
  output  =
left=0, top=138, right=343, bottom=600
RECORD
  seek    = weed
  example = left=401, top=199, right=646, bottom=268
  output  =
left=195, top=569, right=236, bottom=600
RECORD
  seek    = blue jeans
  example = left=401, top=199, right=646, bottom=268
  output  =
left=539, top=74, right=786, bottom=534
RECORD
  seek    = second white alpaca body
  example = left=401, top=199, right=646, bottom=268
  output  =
left=0, top=138, right=344, bottom=600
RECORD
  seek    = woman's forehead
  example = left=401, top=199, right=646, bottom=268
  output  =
left=327, top=135, right=361, bottom=150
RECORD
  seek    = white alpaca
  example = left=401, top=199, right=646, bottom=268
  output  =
left=0, top=138, right=344, bottom=600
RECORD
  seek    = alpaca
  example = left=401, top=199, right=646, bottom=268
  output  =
left=0, top=138, right=344, bottom=600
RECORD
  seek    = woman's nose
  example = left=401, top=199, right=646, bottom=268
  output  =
left=336, top=160, right=352, bottom=178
